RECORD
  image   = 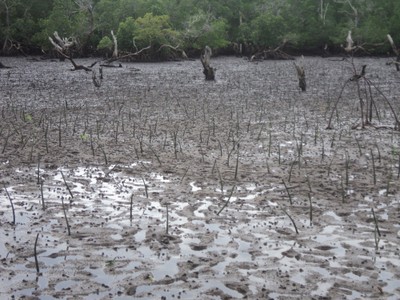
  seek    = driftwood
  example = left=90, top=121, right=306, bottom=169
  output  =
left=158, top=44, right=188, bottom=60
left=100, top=63, right=122, bottom=68
left=200, top=46, right=215, bottom=80
left=106, top=45, right=151, bottom=63
left=250, top=40, right=294, bottom=61
left=0, top=61, right=11, bottom=69
left=294, top=58, right=306, bottom=92
left=386, top=34, right=400, bottom=71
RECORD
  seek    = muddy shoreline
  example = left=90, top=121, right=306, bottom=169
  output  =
left=0, top=56, right=399, bottom=299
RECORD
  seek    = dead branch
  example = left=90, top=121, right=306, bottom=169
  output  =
left=100, top=63, right=122, bottom=68
left=106, top=45, right=151, bottom=63
left=250, top=40, right=294, bottom=61
left=49, top=31, right=91, bottom=71
left=200, top=46, right=215, bottom=80
left=158, top=44, right=188, bottom=59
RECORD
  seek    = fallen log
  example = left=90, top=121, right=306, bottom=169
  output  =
left=0, top=61, right=11, bottom=69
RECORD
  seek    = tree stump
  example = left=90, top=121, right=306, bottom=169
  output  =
left=294, top=60, right=306, bottom=92
left=200, top=46, right=215, bottom=80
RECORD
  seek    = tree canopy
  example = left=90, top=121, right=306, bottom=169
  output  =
left=1, top=0, right=399, bottom=57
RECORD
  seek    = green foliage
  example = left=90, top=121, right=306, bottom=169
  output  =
left=32, top=0, right=87, bottom=50
left=183, top=11, right=229, bottom=50
left=97, top=36, right=113, bottom=50
left=117, top=17, right=137, bottom=51
left=133, top=13, right=179, bottom=49
left=2, top=0, right=400, bottom=56
left=248, top=13, right=286, bottom=47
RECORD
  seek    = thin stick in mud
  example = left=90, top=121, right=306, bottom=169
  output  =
left=165, top=203, right=169, bottom=235
left=61, top=197, right=71, bottom=236
left=40, top=180, right=45, bottom=210
left=216, top=185, right=236, bottom=216
left=34, top=233, right=40, bottom=273
left=60, top=171, right=74, bottom=199
left=371, top=208, right=381, bottom=237
left=370, top=149, right=376, bottom=185
left=281, top=208, right=299, bottom=234
left=4, top=185, right=15, bottom=225
left=37, top=155, right=41, bottom=185
left=141, top=177, right=148, bottom=198
left=234, top=143, right=240, bottom=181
left=129, top=193, right=134, bottom=221
left=308, top=193, right=313, bottom=226
left=180, top=166, right=190, bottom=183
left=282, top=179, right=293, bottom=205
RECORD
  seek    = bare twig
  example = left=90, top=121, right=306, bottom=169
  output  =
left=281, top=208, right=299, bottom=234
left=34, top=233, right=40, bottom=273
left=106, top=45, right=151, bottom=63
left=4, top=185, right=15, bottom=225
left=216, top=185, right=236, bottom=216
left=60, top=171, right=74, bottom=199
left=61, top=197, right=71, bottom=236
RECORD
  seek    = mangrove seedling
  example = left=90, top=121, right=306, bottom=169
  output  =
left=216, top=185, right=236, bottom=216
left=281, top=208, right=299, bottom=234
left=4, top=185, right=15, bottom=225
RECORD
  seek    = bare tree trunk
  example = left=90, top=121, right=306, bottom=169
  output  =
left=387, top=34, right=400, bottom=71
left=294, top=58, right=306, bottom=92
left=111, top=30, right=118, bottom=58
left=200, top=46, right=215, bottom=80
left=49, top=32, right=92, bottom=71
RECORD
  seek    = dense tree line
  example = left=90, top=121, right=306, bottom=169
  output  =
left=1, top=0, right=400, bottom=58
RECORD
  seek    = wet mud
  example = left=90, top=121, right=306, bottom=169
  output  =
left=0, top=56, right=400, bottom=299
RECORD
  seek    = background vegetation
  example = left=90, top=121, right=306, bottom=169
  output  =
left=1, top=0, right=400, bottom=58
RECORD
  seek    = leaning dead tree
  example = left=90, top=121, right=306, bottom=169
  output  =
left=158, top=44, right=188, bottom=60
left=49, top=31, right=105, bottom=88
left=294, top=57, right=306, bottom=92
left=200, top=46, right=215, bottom=80
left=386, top=34, right=400, bottom=71
left=48, top=32, right=92, bottom=71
